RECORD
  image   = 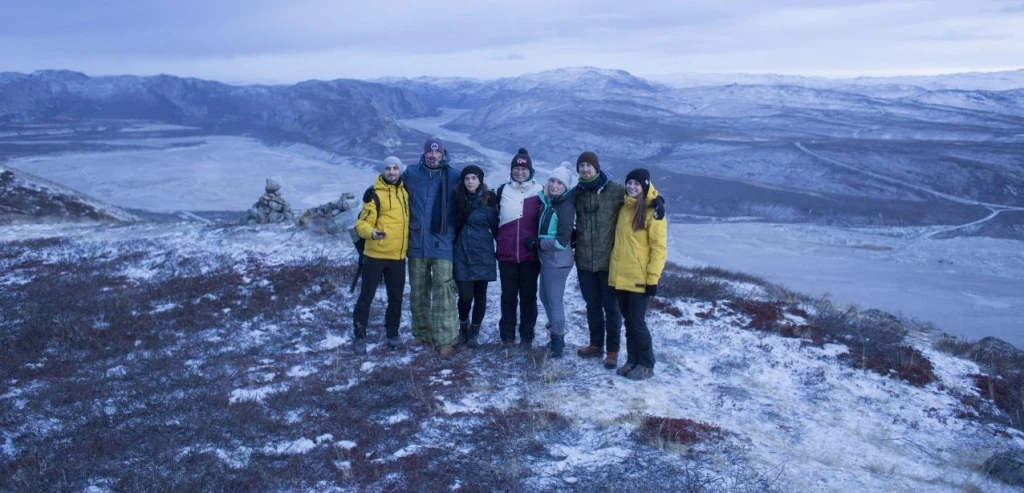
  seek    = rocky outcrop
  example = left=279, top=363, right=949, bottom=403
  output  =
left=296, top=192, right=357, bottom=235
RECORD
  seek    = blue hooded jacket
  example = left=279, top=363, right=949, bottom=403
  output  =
left=401, top=150, right=462, bottom=260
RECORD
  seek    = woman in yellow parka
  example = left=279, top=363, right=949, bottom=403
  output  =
left=608, top=168, right=668, bottom=380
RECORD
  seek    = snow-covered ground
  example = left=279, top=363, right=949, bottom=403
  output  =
left=1, top=221, right=1021, bottom=491
left=7, top=136, right=379, bottom=212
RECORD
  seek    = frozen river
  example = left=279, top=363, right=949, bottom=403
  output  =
left=668, top=221, right=1024, bottom=348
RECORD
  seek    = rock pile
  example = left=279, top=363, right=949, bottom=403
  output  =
left=240, top=179, right=294, bottom=225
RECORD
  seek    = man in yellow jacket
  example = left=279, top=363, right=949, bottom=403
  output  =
left=352, top=156, right=410, bottom=355
left=608, top=168, right=668, bottom=380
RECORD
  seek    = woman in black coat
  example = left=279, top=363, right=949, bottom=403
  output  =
left=452, top=165, right=499, bottom=348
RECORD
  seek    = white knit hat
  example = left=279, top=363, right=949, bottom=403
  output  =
left=382, top=155, right=403, bottom=171
left=548, top=164, right=574, bottom=189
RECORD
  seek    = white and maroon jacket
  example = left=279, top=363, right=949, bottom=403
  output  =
left=495, top=179, right=543, bottom=263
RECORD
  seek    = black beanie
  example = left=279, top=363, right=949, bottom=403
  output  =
left=576, top=151, right=600, bottom=174
left=625, top=168, right=651, bottom=194
left=460, top=165, right=484, bottom=182
left=510, top=148, right=534, bottom=180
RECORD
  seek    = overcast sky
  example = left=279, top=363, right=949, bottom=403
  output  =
left=1, top=0, right=1023, bottom=83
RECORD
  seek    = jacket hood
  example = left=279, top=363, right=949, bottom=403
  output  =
left=375, top=173, right=402, bottom=189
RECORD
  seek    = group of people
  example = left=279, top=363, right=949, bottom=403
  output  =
left=351, top=137, right=667, bottom=380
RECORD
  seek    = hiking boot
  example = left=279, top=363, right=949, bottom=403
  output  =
left=519, top=339, right=533, bottom=351
left=409, top=338, right=429, bottom=347
left=437, top=345, right=454, bottom=357
left=549, top=335, right=565, bottom=359
left=466, top=324, right=481, bottom=349
left=386, top=337, right=404, bottom=351
left=577, top=345, right=603, bottom=358
left=625, top=365, right=653, bottom=381
left=616, top=363, right=636, bottom=377
left=603, top=351, right=618, bottom=369
left=456, top=320, right=469, bottom=347
left=353, top=339, right=367, bottom=356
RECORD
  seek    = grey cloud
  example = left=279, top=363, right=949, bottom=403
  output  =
left=0, top=0, right=1020, bottom=80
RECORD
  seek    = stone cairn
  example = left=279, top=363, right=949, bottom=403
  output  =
left=240, top=178, right=295, bottom=225
left=296, top=192, right=357, bottom=235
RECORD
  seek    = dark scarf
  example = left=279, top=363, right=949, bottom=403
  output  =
left=421, top=151, right=451, bottom=235
left=576, top=171, right=609, bottom=192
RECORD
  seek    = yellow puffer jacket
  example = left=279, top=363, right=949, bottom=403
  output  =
left=608, top=184, right=668, bottom=293
left=354, top=175, right=409, bottom=260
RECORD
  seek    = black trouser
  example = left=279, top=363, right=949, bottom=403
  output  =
left=577, top=269, right=622, bottom=352
left=353, top=257, right=406, bottom=340
left=457, top=280, right=489, bottom=326
left=616, top=290, right=654, bottom=369
left=498, top=260, right=540, bottom=343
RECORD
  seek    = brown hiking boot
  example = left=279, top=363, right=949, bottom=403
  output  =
left=603, top=351, right=617, bottom=369
left=576, top=345, right=602, bottom=358
left=437, top=345, right=454, bottom=357
left=409, top=338, right=429, bottom=347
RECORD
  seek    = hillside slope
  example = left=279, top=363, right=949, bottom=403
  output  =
left=1, top=222, right=1021, bottom=491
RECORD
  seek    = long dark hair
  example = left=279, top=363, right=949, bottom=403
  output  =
left=454, top=180, right=490, bottom=230
left=631, top=191, right=648, bottom=232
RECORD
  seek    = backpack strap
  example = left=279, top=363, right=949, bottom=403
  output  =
left=360, top=186, right=381, bottom=229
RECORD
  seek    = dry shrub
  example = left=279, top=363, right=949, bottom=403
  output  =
left=839, top=344, right=936, bottom=387
left=726, top=300, right=825, bottom=346
left=969, top=373, right=1024, bottom=429
left=658, top=263, right=733, bottom=302
left=638, top=415, right=728, bottom=446
left=650, top=298, right=683, bottom=318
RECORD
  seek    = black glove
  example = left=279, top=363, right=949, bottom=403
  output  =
left=524, top=237, right=539, bottom=251
left=570, top=229, right=578, bottom=249
left=650, top=196, right=666, bottom=221
left=645, top=284, right=658, bottom=297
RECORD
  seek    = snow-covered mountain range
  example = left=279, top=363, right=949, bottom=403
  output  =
left=4, top=66, right=1024, bottom=234
left=0, top=70, right=434, bottom=157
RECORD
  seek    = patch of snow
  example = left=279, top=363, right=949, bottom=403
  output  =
left=104, top=366, right=127, bottom=378
left=263, top=438, right=317, bottom=456
left=317, top=332, right=346, bottom=352
left=392, top=444, right=421, bottom=458
left=287, top=366, right=315, bottom=378
left=228, top=383, right=287, bottom=404
left=150, top=302, right=176, bottom=314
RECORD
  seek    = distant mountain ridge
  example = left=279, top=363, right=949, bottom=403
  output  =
left=643, top=68, right=1024, bottom=91
left=0, top=70, right=436, bottom=157
left=3, top=67, right=1023, bottom=235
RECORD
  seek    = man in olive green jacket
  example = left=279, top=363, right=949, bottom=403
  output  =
left=572, top=151, right=664, bottom=369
